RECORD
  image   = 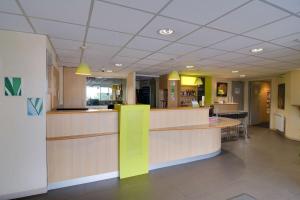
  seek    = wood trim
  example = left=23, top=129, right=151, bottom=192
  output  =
left=47, top=109, right=117, bottom=115
left=150, top=118, right=240, bottom=132
left=47, top=132, right=118, bottom=141
left=150, top=107, right=209, bottom=111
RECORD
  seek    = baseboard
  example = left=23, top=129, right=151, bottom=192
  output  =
left=0, top=187, right=47, bottom=200
left=150, top=149, right=221, bottom=170
left=285, top=135, right=300, bottom=142
left=48, top=171, right=119, bottom=190
left=48, top=150, right=221, bottom=190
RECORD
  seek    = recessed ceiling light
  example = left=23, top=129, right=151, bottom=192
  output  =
left=250, top=48, right=263, bottom=53
left=107, top=70, right=113, bottom=73
left=240, top=74, right=246, bottom=78
left=158, top=28, right=174, bottom=36
left=186, top=65, right=194, bottom=69
left=115, top=63, right=122, bottom=67
left=232, top=70, right=239, bottom=73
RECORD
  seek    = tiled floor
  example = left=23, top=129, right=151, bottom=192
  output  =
left=21, top=127, right=300, bottom=200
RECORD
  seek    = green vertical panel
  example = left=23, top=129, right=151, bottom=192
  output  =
left=119, top=105, right=150, bottom=179
left=205, top=76, right=212, bottom=106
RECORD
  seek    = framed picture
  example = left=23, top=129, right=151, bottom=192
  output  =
left=278, top=84, right=285, bottom=109
left=216, top=82, right=228, bottom=97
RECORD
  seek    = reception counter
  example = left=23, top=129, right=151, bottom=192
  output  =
left=46, top=107, right=240, bottom=189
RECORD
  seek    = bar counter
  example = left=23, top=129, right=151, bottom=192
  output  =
left=46, top=107, right=240, bottom=189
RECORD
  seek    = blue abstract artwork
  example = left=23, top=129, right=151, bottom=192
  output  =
left=27, top=97, right=43, bottom=116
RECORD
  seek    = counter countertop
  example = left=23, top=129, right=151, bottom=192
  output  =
left=47, top=109, right=117, bottom=114
left=214, top=103, right=238, bottom=105
left=47, top=107, right=209, bottom=114
left=151, top=117, right=240, bottom=132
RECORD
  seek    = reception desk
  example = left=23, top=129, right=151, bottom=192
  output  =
left=46, top=107, right=239, bottom=189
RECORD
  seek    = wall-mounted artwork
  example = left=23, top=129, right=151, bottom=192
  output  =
left=4, top=77, right=22, bottom=96
left=216, top=82, right=228, bottom=97
left=278, top=84, right=285, bottom=110
left=27, top=98, right=43, bottom=116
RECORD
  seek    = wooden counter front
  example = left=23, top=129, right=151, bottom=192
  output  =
left=46, top=108, right=239, bottom=186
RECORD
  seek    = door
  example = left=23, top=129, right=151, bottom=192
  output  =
left=249, top=81, right=271, bottom=126
left=231, top=81, right=244, bottom=110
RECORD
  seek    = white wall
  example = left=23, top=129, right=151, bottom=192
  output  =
left=0, top=30, right=47, bottom=199
left=212, top=77, right=232, bottom=103
left=270, top=72, right=300, bottom=141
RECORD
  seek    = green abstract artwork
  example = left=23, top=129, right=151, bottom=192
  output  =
left=27, top=98, right=43, bottom=116
left=4, top=77, right=22, bottom=96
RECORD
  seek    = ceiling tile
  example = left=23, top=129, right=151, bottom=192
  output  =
left=275, top=54, right=300, bottom=63
left=91, top=1, right=153, bottom=34
left=258, top=47, right=299, bottom=59
left=59, top=56, right=80, bottom=64
left=110, top=56, right=139, bottom=66
left=87, top=28, right=132, bottom=46
left=213, top=52, right=248, bottom=61
left=161, top=0, right=249, bottom=25
left=118, top=48, right=152, bottom=59
left=179, top=27, right=234, bottom=47
left=86, top=43, right=121, bottom=56
left=139, top=16, right=199, bottom=41
left=236, top=42, right=282, bottom=55
left=50, top=38, right=82, bottom=50
left=211, top=36, right=261, bottom=51
left=20, top=0, right=91, bottom=25
left=146, top=52, right=176, bottom=61
left=190, top=48, right=227, bottom=60
left=56, top=49, right=81, bottom=58
left=0, top=0, right=22, bottom=14
left=31, top=18, right=85, bottom=40
left=231, top=55, right=267, bottom=64
left=159, top=43, right=198, bottom=55
left=137, top=59, right=163, bottom=65
left=0, top=13, right=33, bottom=33
left=264, top=0, right=300, bottom=13
left=244, top=16, right=300, bottom=41
left=271, top=32, right=300, bottom=50
left=210, top=0, right=289, bottom=34
left=107, top=0, right=170, bottom=13
left=127, top=36, right=170, bottom=51
left=62, top=62, right=79, bottom=67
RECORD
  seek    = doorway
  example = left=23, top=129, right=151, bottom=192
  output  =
left=249, top=81, right=271, bottom=128
left=232, top=81, right=244, bottom=110
left=136, top=76, right=157, bottom=108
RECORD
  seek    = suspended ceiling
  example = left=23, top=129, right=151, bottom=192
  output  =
left=0, top=0, right=300, bottom=78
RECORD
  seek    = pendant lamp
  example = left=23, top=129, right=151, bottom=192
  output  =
left=75, top=63, right=91, bottom=76
left=195, top=77, right=203, bottom=85
left=168, top=71, right=180, bottom=80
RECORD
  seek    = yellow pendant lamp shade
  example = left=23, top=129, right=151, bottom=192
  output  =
left=75, top=63, right=91, bottom=76
left=195, top=78, right=203, bottom=85
left=168, top=71, right=180, bottom=80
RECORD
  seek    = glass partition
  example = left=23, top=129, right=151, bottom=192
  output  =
left=86, top=77, right=126, bottom=106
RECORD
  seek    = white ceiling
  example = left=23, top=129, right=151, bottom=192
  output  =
left=0, top=0, right=300, bottom=78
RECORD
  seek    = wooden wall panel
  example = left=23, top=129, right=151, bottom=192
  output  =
left=47, top=112, right=118, bottom=138
left=150, top=108, right=209, bottom=129
left=47, top=135, right=118, bottom=183
left=63, top=67, right=86, bottom=108
left=150, top=128, right=221, bottom=165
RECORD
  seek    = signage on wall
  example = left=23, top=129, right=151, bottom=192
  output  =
left=4, top=77, right=22, bottom=96
left=27, top=97, right=43, bottom=116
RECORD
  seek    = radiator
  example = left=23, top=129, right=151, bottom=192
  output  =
left=274, top=113, right=285, bottom=132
